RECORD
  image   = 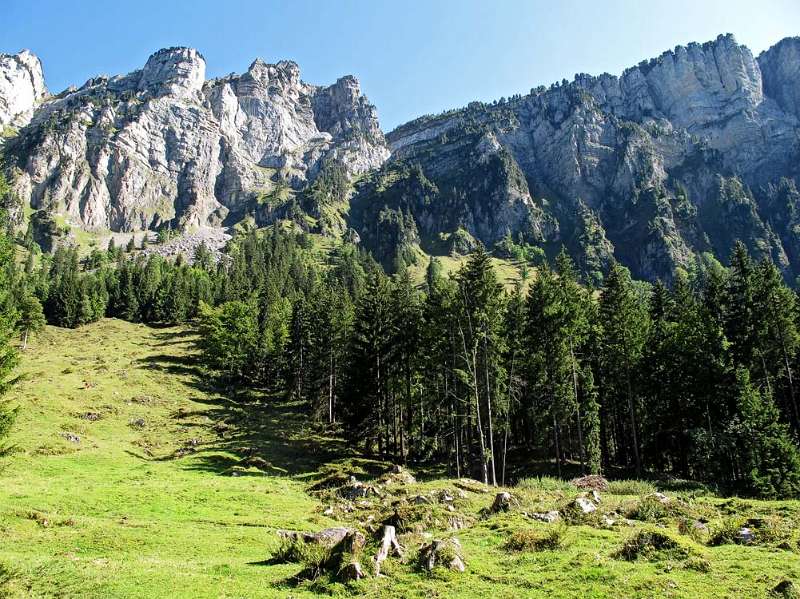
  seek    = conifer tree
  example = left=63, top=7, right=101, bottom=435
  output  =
left=0, top=206, right=19, bottom=453
left=598, top=262, right=649, bottom=476
left=727, top=368, right=800, bottom=497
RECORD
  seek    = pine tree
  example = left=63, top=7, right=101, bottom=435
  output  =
left=454, top=245, right=505, bottom=485
left=598, top=262, right=649, bottom=476
left=727, top=368, right=800, bottom=497
left=0, top=205, right=19, bottom=454
left=341, top=273, right=395, bottom=454
left=16, top=291, right=45, bottom=350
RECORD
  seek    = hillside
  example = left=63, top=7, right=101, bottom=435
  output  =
left=1, top=320, right=800, bottom=598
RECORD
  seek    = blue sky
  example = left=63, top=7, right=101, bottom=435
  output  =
left=2, top=0, right=798, bottom=130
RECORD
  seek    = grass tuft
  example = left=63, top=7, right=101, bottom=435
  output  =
left=504, top=525, right=567, bottom=552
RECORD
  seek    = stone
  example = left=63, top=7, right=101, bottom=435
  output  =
left=573, top=497, right=597, bottom=514
left=489, top=492, right=515, bottom=513
left=531, top=510, right=561, bottom=523
left=738, top=527, right=755, bottom=544
left=419, top=538, right=465, bottom=573
left=646, top=492, right=670, bottom=505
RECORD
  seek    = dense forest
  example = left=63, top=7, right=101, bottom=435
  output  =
left=2, top=169, right=800, bottom=500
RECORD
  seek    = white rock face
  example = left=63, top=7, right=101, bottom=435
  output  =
left=386, top=34, right=800, bottom=281
left=6, top=47, right=389, bottom=231
left=759, top=37, right=800, bottom=120
left=0, top=50, right=47, bottom=129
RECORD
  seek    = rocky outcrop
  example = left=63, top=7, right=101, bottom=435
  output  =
left=0, top=50, right=47, bottom=129
left=759, top=37, right=800, bottom=120
left=5, top=47, right=388, bottom=232
left=381, top=34, right=800, bottom=282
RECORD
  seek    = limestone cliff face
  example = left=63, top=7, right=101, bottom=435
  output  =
left=5, top=47, right=389, bottom=231
left=0, top=50, right=47, bottom=129
left=381, top=34, right=800, bottom=282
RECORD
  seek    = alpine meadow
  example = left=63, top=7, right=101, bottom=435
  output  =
left=2, top=2, right=800, bottom=597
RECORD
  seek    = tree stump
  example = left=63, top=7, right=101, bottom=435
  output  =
left=373, top=525, right=404, bottom=576
left=489, top=492, right=515, bottom=513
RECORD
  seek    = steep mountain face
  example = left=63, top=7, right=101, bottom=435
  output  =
left=359, top=34, right=800, bottom=282
left=0, top=50, right=46, bottom=130
left=3, top=47, right=388, bottom=231
left=2, top=35, right=799, bottom=284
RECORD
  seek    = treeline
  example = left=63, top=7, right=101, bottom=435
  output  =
left=5, top=209, right=800, bottom=498
left=190, top=230, right=800, bottom=499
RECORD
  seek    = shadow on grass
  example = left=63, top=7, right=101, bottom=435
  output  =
left=136, top=324, right=351, bottom=478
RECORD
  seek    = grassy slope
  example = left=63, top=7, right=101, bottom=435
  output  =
left=0, top=320, right=798, bottom=598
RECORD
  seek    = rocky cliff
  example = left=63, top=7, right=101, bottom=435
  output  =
left=2, top=47, right=388, bottom=231
left=370, top=34, right=800, bottom=282
left=2, top=35, right=800, bottom=284
left=0, top=50, right=47, bottom=130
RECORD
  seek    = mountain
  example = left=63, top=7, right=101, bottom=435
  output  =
left=2, top=47, right=388, bottom=232
left=358, top=34, right=800, bottom=283
left=2, top=34, right=800, bottom=283
left=0, top=50, right=46, bottom=130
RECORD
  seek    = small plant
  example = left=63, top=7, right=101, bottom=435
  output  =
left=517, top=476, right=577, bottom=493
left=607, top=480, right=657, bottom=496
left=504, top=525, right=567, bottom=552
left=270, top=537, right=330, bottom=573
left=677, top=517, right=708, bottom=543
left=615, top=529, right=697, bottom=562
left=708, top=517, right=746, bottom=546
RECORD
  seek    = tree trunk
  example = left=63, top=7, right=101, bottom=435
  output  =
left=569, top=339, right=586, bottom=473
left=625, top=374, right=642, bottom=477
left=483, top=338, right=497, bottom=486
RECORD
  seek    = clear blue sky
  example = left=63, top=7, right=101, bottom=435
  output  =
left=2, top=0, right=798, bottom=131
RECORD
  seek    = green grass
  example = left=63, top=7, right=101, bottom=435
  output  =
left=1, top=319, right=800, bottom=597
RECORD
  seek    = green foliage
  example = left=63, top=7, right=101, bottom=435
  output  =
left=606, top=480, right=657, bottom=496
left=724, top=368, right=800, bottom=498
left=503, top=525, right=567, bottom=552
left=516, top=476, right=577, bottom=493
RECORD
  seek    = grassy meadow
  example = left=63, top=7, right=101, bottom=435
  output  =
left=1, top=319, right=799, bottom=598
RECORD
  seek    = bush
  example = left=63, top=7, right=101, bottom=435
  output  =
left=517, top=476, right=577, bottom=493
left=270, top=537, right=330, bottom=573
left=615, top=529, right=698, bottom=562
left=626, top=495, right=692, bottom=523
left=708, top=517, right=746, bottom=546
left=504, top=525, right=567, bottom=552
left=607, top=480, right=657, bottom=496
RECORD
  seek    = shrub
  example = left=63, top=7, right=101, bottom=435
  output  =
left=607, top=480, right=657, bottom=496
left=708, top=517, right=746, bottom=546
left=615, top=529, right=698, bottom=562
left=270, top=537, right=330, bottom=573
left=504, top=525, right=567, bottom=552
left=517, top=476, right=577, bottom=493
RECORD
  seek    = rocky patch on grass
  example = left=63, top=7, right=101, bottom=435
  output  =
left=418, top=537, right=465, bottom=573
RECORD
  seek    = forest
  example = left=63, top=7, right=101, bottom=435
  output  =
left=2, top=167, right=800, bottom=500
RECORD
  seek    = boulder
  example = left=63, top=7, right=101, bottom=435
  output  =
left=489, top=492, right=515, bottom=513
left=645, top=492, right=670, bottom=504
left=419, top=538, right=465, bottom=572
left=531, top=510, right=561, bottom=523
left=573, top=496, right=597, bottom=514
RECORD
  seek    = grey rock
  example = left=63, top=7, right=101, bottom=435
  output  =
left=0, top=50, right=47, bottom=129
left=7, top=47, right=388, bottom=233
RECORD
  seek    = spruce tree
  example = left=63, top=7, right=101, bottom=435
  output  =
left=598, top=262, right=649, bottom=476
left=727, top=368, right=800, bottom=498
left=0, top=206, right=19, bottom=453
